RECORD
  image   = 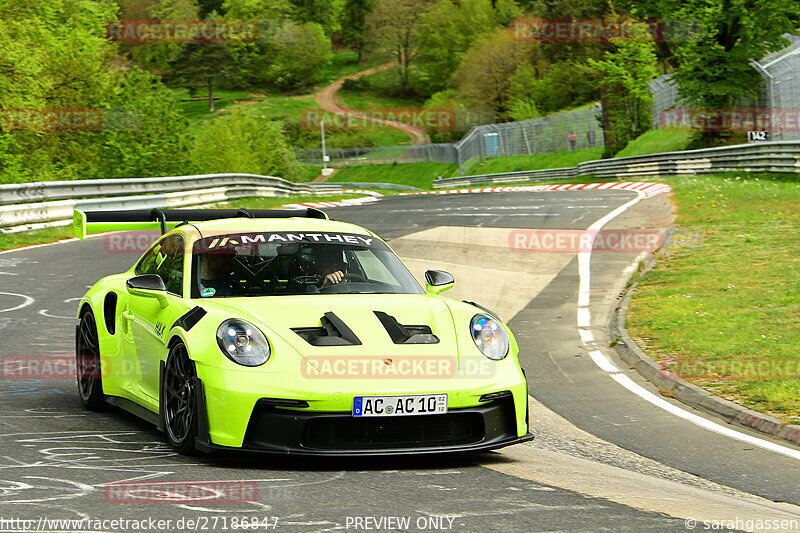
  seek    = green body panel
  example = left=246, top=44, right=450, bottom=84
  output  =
left=77, top=217, right=529, bottom=449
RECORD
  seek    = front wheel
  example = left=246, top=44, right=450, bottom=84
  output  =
left=161, top=342, right=198, bottom=454
left=76, top=310, right=105, bottom=410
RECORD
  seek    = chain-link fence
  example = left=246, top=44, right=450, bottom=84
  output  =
left=649, top=33, right=800, bottom=140
left=295, top=107, right=603, bottom=175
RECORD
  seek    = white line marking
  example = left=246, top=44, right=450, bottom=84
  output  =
left=578, top=329, right=594, bottom=344
left=578, top=191, right=800, bottom=461
left=0, top=292, right=34, bottom=313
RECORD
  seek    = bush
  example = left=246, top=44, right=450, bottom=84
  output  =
left=190, top=109, right=302, bottom=180
left=341, top=77, right=372, bottom=91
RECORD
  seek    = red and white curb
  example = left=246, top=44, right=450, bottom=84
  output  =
left=405, top=182, right=672, bottom=199
left=283, top=189, right=383, bottom=209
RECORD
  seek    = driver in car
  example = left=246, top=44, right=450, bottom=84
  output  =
left=199, top=252, right=235, bottom=296
left=316, top=248, right=346, bottom=288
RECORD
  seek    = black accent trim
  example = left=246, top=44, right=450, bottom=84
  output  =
left=104, top=395, right=160, bottom=426
left=479, top=390, right=512, bottom=402
left=373, top=311, right=439, bottom=344
left=257, top=398, right=310, bottom=408
left=425, top=269, right=454, bottom=287
left=237, top=208, right=254, bottom=219
left=127, top=274, right=166, bottom=291
left=103, top=292, right=117, bottom=335
left=193, top=375, right=212, bottom=451
left=463, top=300, right=500, bottom=320
left=84, top=208, right=327, bottom=224
left=231, top=396, right=532, bottom=456
left=151, top=208, right=167, bottom=235
left=172, top=306, right=207, bottom=332
left=292, top=312, right=361, bottom=346
left=157, top=360, right=165, bottom=432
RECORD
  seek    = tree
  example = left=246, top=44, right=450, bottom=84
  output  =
left=190, top=108, right=301, bottom=179
left=456, top=29, right=532, bottom=119
left=621, top=0, right=800, bottom=144
left=262, top=21, right=332, bottom=89
left=365, top=0, right=427, bottom=94
left=588, top=34, right=657, bottom=157
left=124, top=0, right=201, bottom=74
left=340, top=0, right=376, bottom=63
left=289, top=0, right=343, bottom=34
left=416, top=0, right=497, bottom=93
left=169, top=42, right=236, bottom=111
left=505, top=64, right=540, bottom=121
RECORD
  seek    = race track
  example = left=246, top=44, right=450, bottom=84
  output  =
left=1, top=191, right=798, bottom=532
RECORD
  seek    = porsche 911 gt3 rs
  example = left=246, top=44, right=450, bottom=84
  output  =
left=74, top=207, right=532, bottom=455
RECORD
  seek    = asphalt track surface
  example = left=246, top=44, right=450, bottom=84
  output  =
left=0, top=191, right=797, bottom=532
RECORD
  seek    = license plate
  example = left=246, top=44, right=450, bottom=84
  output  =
left=353, top=393, right=447, bottom=417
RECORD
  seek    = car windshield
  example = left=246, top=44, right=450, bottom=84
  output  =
left=190, top=231, right=424, bottom=298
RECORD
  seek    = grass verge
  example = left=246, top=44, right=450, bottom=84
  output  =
left=625, top=173, right=800, bottom=423
left=332, top=162, right=460, bottom=190
left=615, top=128, right=694, bottom=158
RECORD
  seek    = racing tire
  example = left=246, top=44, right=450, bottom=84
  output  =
left=76, top=310, right=106, bottom=411
left=161, top=342, right=198, bottom=455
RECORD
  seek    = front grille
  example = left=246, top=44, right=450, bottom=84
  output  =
left=302, top=413, right=484, bottom=450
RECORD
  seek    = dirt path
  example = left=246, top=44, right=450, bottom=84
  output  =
left=314, top=62, right=431, bottom=146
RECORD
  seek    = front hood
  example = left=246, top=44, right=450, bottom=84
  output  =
left=206, top=294, right=461, bottom=371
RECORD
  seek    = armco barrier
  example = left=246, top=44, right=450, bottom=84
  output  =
left=434, top=140, right=800, bottom=188
left=0, top=174, right=421, bottom=233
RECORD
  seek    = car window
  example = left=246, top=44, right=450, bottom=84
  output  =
left=190, top=232, right=423, bottom=298
left=136, top=234, right=185, bottom=296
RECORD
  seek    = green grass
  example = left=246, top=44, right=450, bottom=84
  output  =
left=615, top=128, right=694, bottom=158
left=332, top=162, right=460, bottom=190
left=319, top=50, right=393, bottom=86
left=463, top=148, right=604, bottom=175
left=173, top=88, right=320, bottom=136
left=337, top=66, right=426, bottom=111
left=625, top=173, right=800, bottom=423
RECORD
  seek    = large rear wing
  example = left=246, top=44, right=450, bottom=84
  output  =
left=73, top=207, right=328, bottom=239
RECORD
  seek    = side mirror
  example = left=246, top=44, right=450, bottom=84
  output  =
left=127, top=274, right=169, bottom=307
left=425, top=270, right=454, bottom=295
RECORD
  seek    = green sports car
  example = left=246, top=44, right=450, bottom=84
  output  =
left=74, top=208, right=532, bottom=455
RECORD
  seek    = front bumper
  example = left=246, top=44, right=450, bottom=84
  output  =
left=195, top=390, right=532, bottom=455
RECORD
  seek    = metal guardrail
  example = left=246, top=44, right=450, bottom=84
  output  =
left=434, top=141, right=800, bottom=188
left=0, top=173, right=420, bottom=233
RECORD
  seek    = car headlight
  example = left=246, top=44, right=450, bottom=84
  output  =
left=216, top=319, right=270, bottom=367
left=470, top=314, right=509, bottom=360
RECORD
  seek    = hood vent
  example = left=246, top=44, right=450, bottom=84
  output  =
left=292, top=312, right=362, bottom=346
left=374, top=311, right=439, bottom=344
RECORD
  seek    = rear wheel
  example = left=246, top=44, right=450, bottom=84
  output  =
left=161, top=342, right=198, bottom=454
left=76, top=310, right=105, bottom=410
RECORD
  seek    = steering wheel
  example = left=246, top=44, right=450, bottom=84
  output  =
left=342, top=272, right=367, bottom=283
